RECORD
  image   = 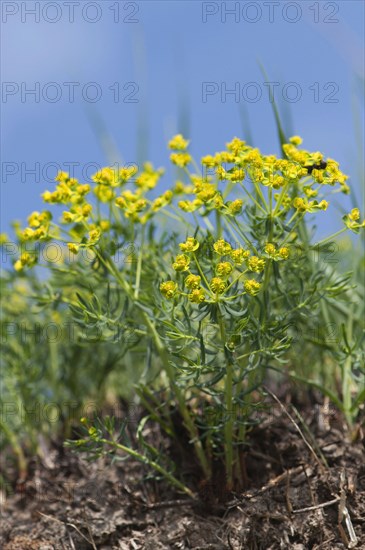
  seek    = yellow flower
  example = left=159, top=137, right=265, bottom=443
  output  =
left=196, top=183, right=217, bottom=203
left=42, top=190, right=62, bottom=204
left=68, top=243, right=80, bottom=254
left=188, top=288, right=206, bottom=303
left=115, top=196, right=127, bottom=209
left=88, top=228, right=101, bottom=244
left=27, top=210, right=52, bottom=228
left=76, top=184, right=91, bottom=196
left=210, top=277, right=226, bottom=294
left=289, top=136, right=303, bottom=146
left=230, top=248, right=250, bottom=264
left=119, top=165, right=138, bottom=182
left=62, top=203, right=92, bottom=224
left=226, top=137, right=246, bottom=155
left=318, top=200, right=328, bottom=211
left=213, top=195, right=224, bottom=210
left=213, top=239, right=232, bottom=256
left=55, top=171, right=70, bottom=183
left=201, top=155, right=218, bottom=168
left=343, top=209, right=365, bottom=233
left=185, top=274, right=201, bottom=289
left=151, top=190, right=173, bottom=212
left=227, top=199, right=243, bottom=215
left=215, top=166, right=227, bottom=181
left=216, top=262, right=233, bottom=276
left=293, top=197, right=308, bottom=212
left=135, top=163, right=164, bottom=191
left=173, top=181, right=194, bottom=194
left=160, top=281, right=178, bottom=299
left=62, top=211, right=75, bottom=224
left=244, top=279, right=261, bottom=296
left=264, top=243, right=276, bottom=257
left=303, top=186, right=318, bottom=198
left=179, top=237, right=199, bottom=252
left=123, top=198, right=148, bottom=222
left=272, top=175, right=284, bottom=189
left=28, top=211, right=41, bottom=228
left=168, top=134, right=190, bottom=151
left=14, top=252, right=37, bottom=271
left=278, top=247, right=290, bottom=260
left=99, top=220, right=111, bottom=231
left=215, top=151, right=236, bottom=163
left=349, top=208, right=360, bottom=221
left=94, top=184, right=115, bottom=203
left=178, top=199, right=203, bottom=212
left=21, top=228, right=36, bottom=240
left=248, top=256, right=265, bottom=272
left=170, top=153, right=191, bottom=167
left=92, top=167, right=119, bottom=186
left=172, top=254, right=190, bottom=272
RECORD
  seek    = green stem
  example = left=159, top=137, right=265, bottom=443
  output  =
left=216, top=210, right=222, bottom=239
left=193, top=253, right=213, bottom=294
left=316, top=227, right=347, bottom=247
left=100, top=438, right=196, bottom=498
left=141, top=314, right=211, bottom=479
left=134, top=225, right=145, bottom=299
left=218, top=309, right=234, bottom=489
left=272, top=181, right=290, bottom=216
left=239, top=183, right=267, bottom=215
left=342, top=303, right=354, bottom=426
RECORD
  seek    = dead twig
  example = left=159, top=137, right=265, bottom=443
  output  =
left=338, top=469, right=358, bottom=548
left=38, top=511, right=97, bottom=550
left=227, top=464, right=310, bottom=506
left=285, top=467, right=293, bottom=514
left=292, top=497, right=340, bottom=513
left=142, top=498, right=196, bottom=509
left=263, top=387, right=326, bottom=472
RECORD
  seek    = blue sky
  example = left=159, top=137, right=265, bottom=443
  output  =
left=1, top=0, right=364, bottom=236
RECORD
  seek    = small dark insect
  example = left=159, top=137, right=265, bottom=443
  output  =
left=306, top=161, right=328, bottom=175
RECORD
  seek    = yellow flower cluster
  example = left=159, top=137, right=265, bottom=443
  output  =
left=14, top=134, right=359, bottom=275
left=169, top=134, right=192, bottom=167
left=244, top=279, right=261, bottom=296
left=293, top=198, right=328, bottom=213
left=14, top=252, right=37, bottom=272
left=168, top=134, right=190, bottom=151
left=42, top=172, right=91, bottom=205
left=62, top=203, right=92, bottom=224
left=179, top=237, right=199, bottom=252
left=135, top=163, right=164, bottom=191
left=170, top=153, right=192, bottom=167
left=151, top=190, right=173, bottom=212
left=264, top=243, right=290, bottom=261
left=20, top=211, right=52, bottom=241
left=92, top=166, right=138, bottom=202
left=161, top=238, right=274, bottom=303
left=160, top=281, right=178, bottom=299
left=114, top=163, right=168, bottom=223
left=283, top=142, right=349, bottom=191
left=343, top=208, right=365, bottom=233
left=248, top=256, right=265, bottom=273
left=213, top=239, right=232, bottom=256
left=171, top=133, right=350, bottom=217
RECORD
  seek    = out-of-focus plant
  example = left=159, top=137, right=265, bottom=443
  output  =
left=4, top=133, right=364, bottom=495
left=0, top=267, right=142, bottom=479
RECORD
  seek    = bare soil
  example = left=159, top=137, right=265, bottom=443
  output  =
left=1, top=399, right=364, bottom=549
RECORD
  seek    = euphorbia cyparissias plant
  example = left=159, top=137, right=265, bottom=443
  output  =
left=11, top=134, right=364, bottom=495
